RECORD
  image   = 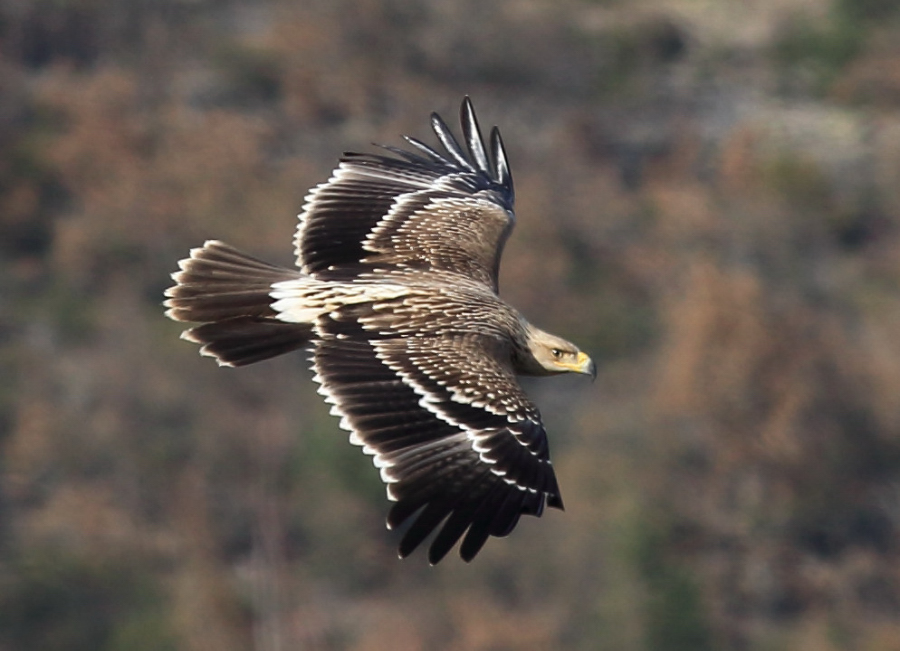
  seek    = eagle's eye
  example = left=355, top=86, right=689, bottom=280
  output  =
left=551, top=348, right=563, bottom=359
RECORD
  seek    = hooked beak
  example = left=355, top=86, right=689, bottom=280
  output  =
left=575, top=351, right=597, bottom=381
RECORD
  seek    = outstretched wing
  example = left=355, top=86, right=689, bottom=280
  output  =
left=295, top=97, right=515, bottom=292
left=312, top=313, right=562, bottom=564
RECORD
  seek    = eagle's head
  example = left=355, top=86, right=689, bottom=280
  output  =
left=521, top=325, right=596, bottom=380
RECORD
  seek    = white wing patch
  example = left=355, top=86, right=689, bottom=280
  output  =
left=270, top=278, right=409, bottom=324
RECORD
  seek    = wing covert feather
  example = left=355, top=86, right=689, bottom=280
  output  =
left=311, top=315, right=562, bottom=563
left=294, top=98, right=515, bottom=292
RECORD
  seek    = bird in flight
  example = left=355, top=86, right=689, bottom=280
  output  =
left=165, top=98, right=595, bottom=564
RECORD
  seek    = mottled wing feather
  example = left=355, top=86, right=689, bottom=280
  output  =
left=312, top=314, right=562, bottom=564
left=294, top=98, right=515, bottom=291
left=363, top=194, right=513, bottom=288
left=371, top=335, right=560, bottom=498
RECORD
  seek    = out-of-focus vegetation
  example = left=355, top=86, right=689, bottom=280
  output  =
left=2, top=0, right=900, bottom=649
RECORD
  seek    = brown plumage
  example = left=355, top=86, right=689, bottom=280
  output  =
left=165, top=98, right=595, bottom=563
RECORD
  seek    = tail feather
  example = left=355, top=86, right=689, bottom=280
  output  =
left=167, top=290, right=282, bottom=323
left=164, top=240, right=313, bottom=366
left=184, top=317, right=314, bottom=367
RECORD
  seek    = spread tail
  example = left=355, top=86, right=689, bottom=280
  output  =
left=164, top=240, right=313, bottom=366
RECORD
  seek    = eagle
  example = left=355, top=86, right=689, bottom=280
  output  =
left=164, top=98, right=595, bottom=564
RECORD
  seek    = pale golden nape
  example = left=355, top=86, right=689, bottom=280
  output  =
left=524, top=326, right=597, bottom=379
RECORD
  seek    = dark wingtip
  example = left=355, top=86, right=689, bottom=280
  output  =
left=459, top=529, right=490, bottom=562
left=460, top=97, right=490, bottom=175
left=548, top=493, right=564, bottom=511
left=427, top=546, right=449, bottom=566
left=490, top=126, right=514, bottom=203
left=431, top=110, right=473, bottom=171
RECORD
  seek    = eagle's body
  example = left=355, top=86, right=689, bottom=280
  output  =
left=165, top=99, right=595, bottom=563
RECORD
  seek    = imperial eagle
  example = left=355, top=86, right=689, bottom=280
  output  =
left=164, top=98, right=595, bottom=563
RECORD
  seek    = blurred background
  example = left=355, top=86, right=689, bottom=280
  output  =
left=2, top=0, right=900, bottom=649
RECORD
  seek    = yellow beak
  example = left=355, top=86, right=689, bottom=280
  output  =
left=560, top=351, right=597, bottom=380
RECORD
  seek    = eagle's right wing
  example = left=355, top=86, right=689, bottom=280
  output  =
left=312, top=314, right=562, bottom=565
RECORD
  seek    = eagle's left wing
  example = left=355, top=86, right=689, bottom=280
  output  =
left=312, top=314, right=562, bottom=564
left=294, top=98, right=515, bottom=292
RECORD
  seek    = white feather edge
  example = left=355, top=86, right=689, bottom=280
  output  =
left=308, top=342, right=547, bottom=510
left=371, top=344, right=549, bottom=493
left=293, top=163, right=437, bottom=269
